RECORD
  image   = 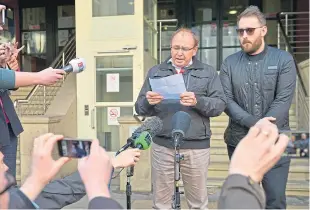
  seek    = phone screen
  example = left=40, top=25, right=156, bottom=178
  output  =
left=57, top=138, right=92, bottom=158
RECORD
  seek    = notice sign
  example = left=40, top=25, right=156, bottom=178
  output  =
left=107, top=107, right=120, bottom=125
left=106, top=73, right=119, bottom=92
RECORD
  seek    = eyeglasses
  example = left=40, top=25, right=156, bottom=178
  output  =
left=171, top=45, right=196, bottom=52
left=236, top=26, right=264, bottom=36
left=0, top=172, right=16, bottom=195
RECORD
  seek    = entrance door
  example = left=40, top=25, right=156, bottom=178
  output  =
left=76, top=0, right=151, bottom=154
left=93, top=54, right=136, bottom=152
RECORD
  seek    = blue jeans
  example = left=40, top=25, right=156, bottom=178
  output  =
left=0, top=124, right=18, bottom=179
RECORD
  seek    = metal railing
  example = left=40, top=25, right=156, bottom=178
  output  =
left=14, top=35, right=76, bottom=115
left=276, top=11, right=309, bottom=130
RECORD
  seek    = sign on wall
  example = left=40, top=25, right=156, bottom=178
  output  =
left=107, top=107, right=120, bottom=125
left=106, top=73, right=120, bottom=92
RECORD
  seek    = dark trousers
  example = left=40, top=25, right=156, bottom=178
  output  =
left=227, top=145, right=290, bottom=209
left=0, top=124, right=18, bottom=179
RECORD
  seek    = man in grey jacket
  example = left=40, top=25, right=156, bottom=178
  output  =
left=219, top=6, right=296, bottom=209
left=135, top=27, right=226, bottom=209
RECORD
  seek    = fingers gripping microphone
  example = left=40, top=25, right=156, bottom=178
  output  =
left=62, top=58, right=86, bottom=73
left=171, top=111, right=191, bottom=148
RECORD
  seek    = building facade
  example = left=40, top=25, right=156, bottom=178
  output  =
left=0, top=0, right=308, bottom=153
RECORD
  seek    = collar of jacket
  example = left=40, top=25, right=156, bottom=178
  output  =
left=158, top=56, right=204, bottom=73
left=243, top=43, right=268, bottom=62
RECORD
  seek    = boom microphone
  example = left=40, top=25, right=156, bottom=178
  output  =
left=62, top=58, right=86, bottom=73
left=171, top=111, right=191, bottom=148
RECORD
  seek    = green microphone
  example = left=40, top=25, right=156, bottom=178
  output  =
left=134, top=131, right=152, bottom=150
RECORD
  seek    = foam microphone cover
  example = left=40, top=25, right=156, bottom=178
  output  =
left=134, top=116, right=163, bottom=138
left=171, top=111, right=191, bottom=137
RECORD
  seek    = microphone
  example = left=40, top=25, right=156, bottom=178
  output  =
left=117, top=116, right=163, bottom=154
left=62, top=58, right=86, bottom=73
left=171, top=111, right=191, bottom=148
left=134, top=131, right=152, bottom=150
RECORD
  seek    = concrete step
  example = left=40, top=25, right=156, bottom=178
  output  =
left=208, top=162, right=309, bottom=181
left=204, top=178, right=309, bottom=197
left=210, top=154, right=310, bottom=165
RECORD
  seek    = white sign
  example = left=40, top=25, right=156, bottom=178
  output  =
left=106, top=73, right=119, bottom=92
left=107, top=107, right=120, bottom=125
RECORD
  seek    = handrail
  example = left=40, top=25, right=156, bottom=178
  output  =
left=276, top=12, right=308, bottom=97
left=14, top=34, right=76, bottom=108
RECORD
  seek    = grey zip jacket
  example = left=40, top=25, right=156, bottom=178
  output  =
left=219, top=45, right=297, bottom=146
left=135, top=56, right=226, bottom=149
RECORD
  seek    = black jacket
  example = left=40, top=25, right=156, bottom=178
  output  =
left=135, top=56, right=226, bottom=149
left=0, top=89, right=23, bottom=147
left=219, top=45, right=296, bottom=146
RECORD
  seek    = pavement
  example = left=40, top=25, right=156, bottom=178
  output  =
left=63, top=187, right=309, bottom=209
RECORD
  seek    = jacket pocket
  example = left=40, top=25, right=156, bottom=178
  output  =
left=263, top=70, right=278, bottom=90
left=185, top=114, right=208, bottom=140
left=188, top=71, right=209, bottom=92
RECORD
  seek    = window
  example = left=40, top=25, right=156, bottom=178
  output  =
left=92, top=0, right=135, bottom=17
left=96, top=56, right=133, bottom=102
left=96, top=106, right=133, bottom=151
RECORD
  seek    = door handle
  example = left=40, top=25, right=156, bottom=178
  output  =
left=91, top=108, right=95, bottom=129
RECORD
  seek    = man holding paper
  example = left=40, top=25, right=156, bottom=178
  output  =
left=135, top=27, right=226, bottom=209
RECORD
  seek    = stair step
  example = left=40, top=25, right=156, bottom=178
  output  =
left=207, top=162, right=309, bottom=181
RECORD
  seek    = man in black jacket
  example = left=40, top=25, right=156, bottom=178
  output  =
left=135, top=27, right=226, bottom=209
left=219, top=6, right=296, bottom=209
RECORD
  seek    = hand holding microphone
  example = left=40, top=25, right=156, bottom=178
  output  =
left=37, top=58, right=86, bottom=86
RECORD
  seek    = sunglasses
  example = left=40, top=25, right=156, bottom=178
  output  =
left=0, top=172, right=16, bottom=195
left=236, top=26, right=264, bottom=36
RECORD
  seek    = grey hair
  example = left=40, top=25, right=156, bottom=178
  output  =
left=170, top=27, right=199, bottom=47
left=237, top=6, right=266, bottom=26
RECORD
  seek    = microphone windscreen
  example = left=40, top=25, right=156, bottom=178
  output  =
left=171, top=111, right=191, bottom=137
left=69, top=58, right=86, bottom=73
left=134, top=116, right=163, bottom=138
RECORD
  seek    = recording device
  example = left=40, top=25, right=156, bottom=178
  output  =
left=117, top=116, right=163, bottom=154
left=171, top=111, right=191, bottom=148
left=123, top=117, right=162, bottom=210
left=57, top=138, right=92, bottom=158
left=171, top=111, right=191, bottom=210
left=62, top=58, right=86, bottom=73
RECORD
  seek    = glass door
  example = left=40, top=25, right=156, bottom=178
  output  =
left=94, top=55, right=135, bottom=151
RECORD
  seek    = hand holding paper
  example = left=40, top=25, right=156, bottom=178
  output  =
left=149, top=74, right=186, bottom=100
left=180, top=92, right=197, bottom=106
left=146, top=91, right=164, bottom=105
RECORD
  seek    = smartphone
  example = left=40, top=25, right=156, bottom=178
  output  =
left=57, top=138, right=92, bottom=158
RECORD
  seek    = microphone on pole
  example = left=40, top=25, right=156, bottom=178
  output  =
left=171, top=111, right=191, bottom=209
left=62, top=58, right=86, bottom=73
left=171, top=111, right=191, bottom=148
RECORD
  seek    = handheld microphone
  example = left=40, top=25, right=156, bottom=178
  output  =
left=134, top=131, right=152, bottom=150
left=171, top=111, right=191, bottom=148
left=62, top=58, right=86, bottom=73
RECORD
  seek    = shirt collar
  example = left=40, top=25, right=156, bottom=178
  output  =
left=167, top=58, right=193, bottom=70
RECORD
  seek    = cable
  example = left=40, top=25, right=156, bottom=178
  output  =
left=111, top=167, right=125, bottom=179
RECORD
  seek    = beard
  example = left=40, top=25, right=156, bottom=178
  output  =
left=240, top=37, right=263, bottom=54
